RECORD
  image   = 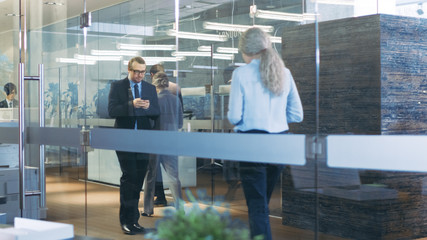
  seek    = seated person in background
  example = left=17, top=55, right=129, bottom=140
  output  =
left=142, top=72, right=183, bottom=216
left=0, top=82, right=18, bottom=108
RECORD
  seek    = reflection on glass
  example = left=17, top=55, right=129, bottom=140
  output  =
left=11, top=0, right=425, bottom=239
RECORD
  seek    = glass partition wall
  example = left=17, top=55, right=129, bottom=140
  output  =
left=0, top=0, right=21, bottom=226
left=0, top=0, right=426, bottom=239
left=299, top=1, right=427, bottom=240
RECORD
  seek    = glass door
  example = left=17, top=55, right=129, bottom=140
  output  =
left=0, top=0, right=21, bottom=225
left=13, top=0, right=89, bottom=236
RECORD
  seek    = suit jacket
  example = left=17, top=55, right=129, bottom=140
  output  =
left=108, top=77, right=160, bottom=130
left=0, top=99, right=18, bottom=108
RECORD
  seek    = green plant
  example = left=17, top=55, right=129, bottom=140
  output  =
left=145, top=189, right=263, bottom=240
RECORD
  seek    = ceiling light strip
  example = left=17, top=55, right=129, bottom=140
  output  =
left=172, top=51, right=234, bottom=60
left=117, top=43, right=176, bottom=51
left=91, top=50, right=138, bottom=56
left=213, top=54, right=234, bottom=60
left=198, top=46, right=212, bottom=52
left=250, top=5, right=315, bottom=22
left=203, top=21, right=274, bottom=33
left=167, top=29, right=228, bottom=42
left=216, top=47, right=238, bottom=54
left=172, top=51, right=211, bottom=57
left=255, top=9, right=303, bottom=21
left=193, top=65, right=219, bottom=70
left=122, top=57, right=186, bottom=65
left=56, top=58, right=96, bottom=65
left=75, top=54, right=122, bottom=61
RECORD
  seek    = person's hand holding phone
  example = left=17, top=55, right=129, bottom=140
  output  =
left=141, top=99, right=150, bottom=109
left=133, top=98, right=149, bottom=109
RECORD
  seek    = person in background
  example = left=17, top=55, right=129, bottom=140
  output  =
left=0, top=82, right=18, bottom=108
left=147, top=64, right=183, bottom=206
left=142, top=71, right=183, bottom=217
left=150, top=64, right=183, bottom=108
left=108, top=56, right=160, bottom=235
left=227, top=27, right=303, bottom=240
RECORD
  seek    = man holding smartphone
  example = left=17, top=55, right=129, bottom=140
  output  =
left=108, top=56, right=160, bottom=235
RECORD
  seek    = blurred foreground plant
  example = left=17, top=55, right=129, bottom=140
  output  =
left=145, top=189, right=263, bottom=240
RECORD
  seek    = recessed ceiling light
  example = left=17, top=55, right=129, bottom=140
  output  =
left=43, top=2, right=64, bottom=6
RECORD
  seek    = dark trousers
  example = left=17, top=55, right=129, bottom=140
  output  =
left=154, top=164, right=166, bottom=200
left=238, top=129, right=286, bottom=240
left=240, top=162, right=284, bottom=240
left=116, top=151, right=149, bottom=225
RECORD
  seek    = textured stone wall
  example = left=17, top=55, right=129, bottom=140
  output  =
left=281, top=14, right=427, bottom=239
left=283, top=14, right=427, bottom=135
left=380, top=15, right=427, bottom=134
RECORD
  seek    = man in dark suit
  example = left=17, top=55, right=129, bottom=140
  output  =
left=108, top=56, right=160, bottom=235
left=0, top=82, right=18, bottom=108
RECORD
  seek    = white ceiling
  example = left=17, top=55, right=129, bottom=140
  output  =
left=0, top=0, right=125, bottom=33
left=0, top=0, right=235, bottom=34
left=0, top=0, right=424, bottom=35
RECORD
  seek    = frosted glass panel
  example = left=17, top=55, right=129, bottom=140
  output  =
left=328, top=135, right=427, bottom=171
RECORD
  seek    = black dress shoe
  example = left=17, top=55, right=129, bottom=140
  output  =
left=133, top=223, right=145, bottom=233
left=141, top=212, right=153, bottom=217
left=121, top=224, right=136, bottom=235
left=121, top=223, right=145, bottom=235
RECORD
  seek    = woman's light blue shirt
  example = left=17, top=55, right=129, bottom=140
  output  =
left=227, top=59, right=303, bottom=133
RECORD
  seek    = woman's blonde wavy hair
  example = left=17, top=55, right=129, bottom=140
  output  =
left=238, top=27, right=287, bottom=96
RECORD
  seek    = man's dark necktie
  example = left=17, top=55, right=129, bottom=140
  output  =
left=134, top=84, right=140, bottom=99
left=134, top=84, right=142, bottom=116
left=9, top=102, right=12, bottom=108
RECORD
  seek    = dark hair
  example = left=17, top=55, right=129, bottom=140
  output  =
left=128, top=56, right=146, bottom=70
left=150, top=64, right=165, bottom=76
left=4, top=82, right=16, bottom=95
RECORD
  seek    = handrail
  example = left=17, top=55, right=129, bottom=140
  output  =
left=17, top=63, right=46, bottom=217
left=18, top=63, right=25, bottom=214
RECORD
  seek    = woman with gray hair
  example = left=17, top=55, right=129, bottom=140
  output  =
left=227, top=27, right=303, bottom=240
left=142, top=72, right=183, bottom=217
